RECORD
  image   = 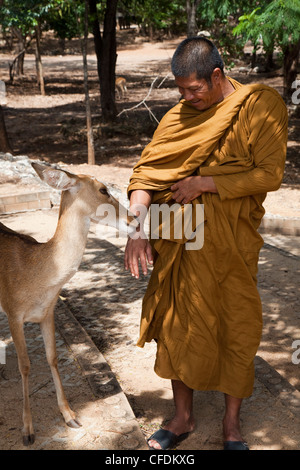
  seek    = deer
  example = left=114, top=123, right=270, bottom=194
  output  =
left=0, top=162, right=137, bottom=446
left=115, top=77, right=127, bottom=99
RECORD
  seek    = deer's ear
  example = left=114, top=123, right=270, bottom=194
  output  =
left=32, top=162, right=78, bottom=190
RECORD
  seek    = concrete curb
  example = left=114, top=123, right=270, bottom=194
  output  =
left=55, top=298, right=148, bottom=450
left=259, top=213, right=300, bottom=236
left=0, top=191, right=52, bottom=213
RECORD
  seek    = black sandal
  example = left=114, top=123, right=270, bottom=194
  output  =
left=147, top=428, right=190, bottom=450
left=224, top=440, right=249, bottom=450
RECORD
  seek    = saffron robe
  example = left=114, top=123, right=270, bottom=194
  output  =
left=128, top=78, right=288, bottom=398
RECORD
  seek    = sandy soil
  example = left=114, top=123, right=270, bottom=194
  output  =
left=1, top=32, right=299, bottom=214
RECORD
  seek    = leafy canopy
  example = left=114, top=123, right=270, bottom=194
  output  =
left=233, top=0, right=300, bottom=51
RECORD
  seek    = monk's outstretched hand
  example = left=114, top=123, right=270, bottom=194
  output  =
left=125, top=237, right=153, bottom=279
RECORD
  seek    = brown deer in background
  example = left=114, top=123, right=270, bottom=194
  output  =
left=115, top=77, right=128, bottom=99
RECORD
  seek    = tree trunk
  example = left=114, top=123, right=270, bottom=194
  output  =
left=16, top=43, right=25, bottom=75
left=100, top=0, right=118, bottom=121
left=0, top=105, right=13, bottom=154
left=82, top=0, right=95, bottom=165
left=8, top=49, right=25, bottom=82
left=265, top=41, right=275, bottom=71
left=283, top=40, right=300, bottom=101
left=266, top=51, right=274, bottom=71
left=186, top=0, right=200, bottom=37
left=149, top=23, right=154, bottom=41
left=89, top=0, right=118, bottom=122
left=17, top=50, right=25, bottom=75
left=35, top=24, right=45, bottom=96
left=251, top=50, right=257, bottom=69
left=12, top=27, right=25, bottom=76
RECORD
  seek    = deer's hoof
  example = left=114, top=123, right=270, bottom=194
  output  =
left=67, top=418, right=82, bottom=429
left=23, top=433, right=35, bottom=446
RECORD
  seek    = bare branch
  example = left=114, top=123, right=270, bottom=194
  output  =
left=157, top=73, right=171, bottom=88
left=117, top=76, right=168, bottom=124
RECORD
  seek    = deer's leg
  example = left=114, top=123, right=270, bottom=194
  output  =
left=40, top=311, right=81, bottom=428
left=9, top=319, right=35, bottom=445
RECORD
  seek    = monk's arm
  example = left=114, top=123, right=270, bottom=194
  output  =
left=211, top=92, right=288, bottom=200
left=124, top=189, right=153, bottom=279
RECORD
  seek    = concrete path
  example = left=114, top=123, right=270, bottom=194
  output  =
left=0, top=204, right=299, bottom=451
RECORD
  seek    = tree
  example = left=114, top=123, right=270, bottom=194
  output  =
left=123, top=0, right=186, bottom=38
left=47, top=0, right=96, bottom=161
left=261, top=0, right=300, bottom=101
left=47, top=0, right=81, bottom=53
left=232, top=8, right=262, bottom=69
left=195, top=0, right=254, bottom=65
left=82, top=0, right=95, bottom=164
left=0, top=105, right=12, bottom=153
left=47, top=0, right=118, bottom=122
left=233, top=0, right=300, bottom=101
left=186, top=0, right=200, bottom=37
left=35, top=19, right=45, bottom=95
left=89, top=0, right=118, bottom=122
left=0, top=0, right=60, bottom=94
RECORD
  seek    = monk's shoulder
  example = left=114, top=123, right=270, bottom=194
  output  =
left=248, top=85, right=285, bottom=109
left=245, top=85, right=287, bottom=123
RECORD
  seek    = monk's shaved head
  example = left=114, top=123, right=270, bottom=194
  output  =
left=171, top=37, right=225, bottom=84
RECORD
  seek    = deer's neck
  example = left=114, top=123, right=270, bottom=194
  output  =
left=50, top=198, right=91, bottom=279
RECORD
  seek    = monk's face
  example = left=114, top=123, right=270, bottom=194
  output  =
left=175, top=70, right=224, bottom=111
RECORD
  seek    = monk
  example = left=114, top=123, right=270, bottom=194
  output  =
left=124, top=37, right=288, bottom=450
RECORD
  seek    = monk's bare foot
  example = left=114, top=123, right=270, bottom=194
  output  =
left=148, top=416, right=195, bottom=450
left=222, top=415, right=244, bottom=442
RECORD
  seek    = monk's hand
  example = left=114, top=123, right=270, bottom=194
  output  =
left=171, top=176, right=218, bottom=203
left=124, top=236, right=153, bottom=279
left=171, top=176, right=204, bottom=203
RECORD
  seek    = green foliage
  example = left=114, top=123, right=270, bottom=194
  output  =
left=2, top=0, right=299, bottom=65
left=46, top=0, right=84, bottom=40
left=119, top=0, right=186, bottom=34
left=233, top=0, right=300, bottom=52
left=233, top=8, right=261, bottom=40
left=1, top=0, right=57, bottom=29
left=0, top=0, right=86, bottom=41
left=233, top=7, right=263, bottom=54
left=258, top=0, right=300, bottom=49
left=195, top=0, right=247, bottom=63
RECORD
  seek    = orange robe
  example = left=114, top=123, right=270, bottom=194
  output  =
left=128, top=78, right=288, bottom=398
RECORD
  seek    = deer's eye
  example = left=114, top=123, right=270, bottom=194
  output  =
left=99, top=188, right=108, bottom=195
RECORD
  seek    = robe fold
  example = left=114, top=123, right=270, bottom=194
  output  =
left=128, top=78, right=288, bottom=398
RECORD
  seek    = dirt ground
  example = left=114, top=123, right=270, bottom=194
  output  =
left=1, top=31, right=299, bottom=215
left=0, top=31, right=299, bottom=183
left=0, top=32, right=300, bottom=450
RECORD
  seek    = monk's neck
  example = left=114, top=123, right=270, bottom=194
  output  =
left=220, top=78, right=235, bottom=100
